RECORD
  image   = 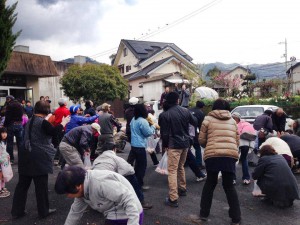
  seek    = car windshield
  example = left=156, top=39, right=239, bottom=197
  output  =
left=233, top=107, right=264, bottom=117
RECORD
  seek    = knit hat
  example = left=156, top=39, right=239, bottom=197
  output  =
left=129, top=97, right=139, bottom=105
left=91, top=123, right=101, bottom=134
left=231, top=112, right=241, bottom=120
left=69, top=105, right=80, bottom=114
left=166, top=91, right=179, bottom=104
left=58, top=98, right=67, bottom=106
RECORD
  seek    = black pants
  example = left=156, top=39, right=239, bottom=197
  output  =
left=186, top=148, right=205, bottom=178
left=200, top=171, right=241, bottom=223
left=125, top=174, right=144, bottom=202
left=127, top=147, right=147, bottom=187
left=11, top=174, right=49, bottom=218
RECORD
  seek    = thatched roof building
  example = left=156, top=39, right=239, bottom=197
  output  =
left=4, top=51, right=59, bottom=77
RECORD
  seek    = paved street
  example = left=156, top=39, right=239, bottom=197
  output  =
left=1, top=143, right=300, bottom=225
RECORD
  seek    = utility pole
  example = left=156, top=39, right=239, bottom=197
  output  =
left=279, top=38, right=289, bottom=92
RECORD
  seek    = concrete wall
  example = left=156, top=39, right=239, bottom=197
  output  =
left=26, top=76, right=40, bottom=104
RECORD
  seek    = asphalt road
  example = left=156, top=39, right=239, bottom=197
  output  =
left=1, top=143, right=300, bottom=225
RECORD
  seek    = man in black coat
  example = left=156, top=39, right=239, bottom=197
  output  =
left=159, top=92, right=197, bottom=207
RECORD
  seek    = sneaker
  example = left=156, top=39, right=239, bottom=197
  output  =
left=196, top=176, right=207, bottom=182
left=243, top=179, right=251, bottom=185
left=231, top=220, right=241, bottom=225
left=142, top=185, right=150, bottom=191
left=233, top=180, right=236, bottom=185
left=200, top=216, right=208, bottom=221
left=164, top=197, right=179, bottom=207
left=141, top=201, right=153, bottom=210
left=39, top=208, right=57, bottom=219
left=53, top=160, right=59, bottom=166
left=178, top=188, right=187, bottom=196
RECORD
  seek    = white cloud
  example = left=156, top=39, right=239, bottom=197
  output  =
left=8, top=0, right=300, bottom=64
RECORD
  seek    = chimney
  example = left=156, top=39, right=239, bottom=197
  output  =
left=14, top=45, right=29, bottom=53
left=74, top=55, right=86, bottom=65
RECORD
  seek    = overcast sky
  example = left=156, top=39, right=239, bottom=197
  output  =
left=8, top=0, right=300, bottom=65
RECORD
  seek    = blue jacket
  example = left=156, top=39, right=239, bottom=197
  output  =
left=130, top=117, right=155, bottom=148
left=66, top=114, right=98, bottom=133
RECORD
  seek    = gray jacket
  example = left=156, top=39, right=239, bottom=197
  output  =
left=92, top=150, right=135, bottom=176
left=180, top=89, right=190, bottom=107
left=65, top=170, right=142, bottom=225
left=62, top=125, right=93, bottom=155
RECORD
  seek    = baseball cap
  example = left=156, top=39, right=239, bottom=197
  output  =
left=91, top=123, right=101, bottom=134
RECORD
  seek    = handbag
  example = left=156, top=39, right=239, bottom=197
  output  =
left=240, top=132, right=256, bottom=141
left=1, top=160, right=13, bottom=182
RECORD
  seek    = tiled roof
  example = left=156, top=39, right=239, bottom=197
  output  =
left=122, top=39, right=193, bottom=62
left=128, top=56, right=174, bottom=81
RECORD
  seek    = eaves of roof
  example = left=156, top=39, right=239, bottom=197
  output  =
left=128, top=56, right=175, bottom=81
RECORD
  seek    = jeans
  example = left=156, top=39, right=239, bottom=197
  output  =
left=7, top=124, right=24, bottom=161
left=125, top=174, right=144, bottom=202
left=240, top=146, right=250, bottom=180
left=186, top=148, right=206, bottom=178
left=193, top=142, right=202, bottom=167
left=200, top=170, right=241, bottom=223
left=11, top=174, right=49, bottom=218
left=167, top=148, right=188, bottom=201
left=127, top=147, right=147, bottom=187
left=150, top=152, right=159, bottom=165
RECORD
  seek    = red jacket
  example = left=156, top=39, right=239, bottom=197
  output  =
left=54, top=106, right=70, bottom=127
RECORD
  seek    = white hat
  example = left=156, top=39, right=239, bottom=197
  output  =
left=231, top=112, right=241, bottom=120
left=129, top=97, right=139, bottom=105
left=91, top=123, right=101, bottom=134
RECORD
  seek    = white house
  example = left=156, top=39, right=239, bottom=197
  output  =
left=113, top=39, right=197, bottom=101
left=286, top=62, right=300, bottom=94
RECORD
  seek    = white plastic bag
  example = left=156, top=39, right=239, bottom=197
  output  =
left=146, top=136, right=159, bottom=154
left=83, top=152, right=92, bottom=170
left=1, top=160, right=13, bottom=182
left=155, top=152, right=168, bottom=175
left=252, top=180, right=265, bottom=197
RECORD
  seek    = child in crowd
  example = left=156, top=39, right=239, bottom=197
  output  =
left=0, top=127, right=10, bottom=198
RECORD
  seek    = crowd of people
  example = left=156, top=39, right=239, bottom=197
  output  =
left=0, top=83, right=299, bottom=225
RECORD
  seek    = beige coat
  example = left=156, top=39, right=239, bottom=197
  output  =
left=199, top=110, right=239, bottom=160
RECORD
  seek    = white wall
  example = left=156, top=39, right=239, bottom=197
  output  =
left=292, top=66, right=300, bottom=94
left=143, top=80, right=164, bottom=101
left=117, top=45, right=139, bottom=76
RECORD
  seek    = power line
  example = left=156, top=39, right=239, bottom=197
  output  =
left=89, top=0, right=222, bottom=59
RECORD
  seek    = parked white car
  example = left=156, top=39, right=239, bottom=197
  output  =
left=231, top=105, right=292, bottom=131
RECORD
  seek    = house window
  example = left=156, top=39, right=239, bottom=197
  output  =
left=118, top=64, right=124, bottom=74
left=124, top=48, right=128, bottom=57
left=240, top=74, right=244, bottom=79
left=126, top=65, right=131, bottom=72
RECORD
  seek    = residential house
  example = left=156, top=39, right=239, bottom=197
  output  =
left=286, top=62, right=300, bottom=94
left=113, top=39, right=197, bottom=102
left=213, top=66, right=250, bottom=95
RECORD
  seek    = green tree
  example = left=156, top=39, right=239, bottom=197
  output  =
left=206, top=66, right=221, bottom=79
left=242, top=73, right=256, bottom=96
left=60, top=64, right=128, bottom=105
left=0, top=0, right=21, bottom=76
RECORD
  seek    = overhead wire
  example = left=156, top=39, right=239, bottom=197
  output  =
left=89, top=0, right=222, bottom=59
